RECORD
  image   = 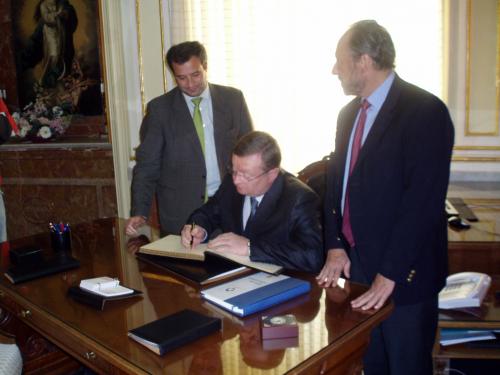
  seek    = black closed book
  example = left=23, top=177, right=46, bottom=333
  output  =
left=128, top=309, right=221, bottom=355
left=4, top=255, right=80, bottom=284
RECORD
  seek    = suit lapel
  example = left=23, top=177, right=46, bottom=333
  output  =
left=211, top=84, right=232, bottom=174
left=353, top=76, right=401, bottom=172
left=244, top=172, right=284, bottom=235
left=337, top=98, right=361, bottom=185
left=232, top=191, right=245, bottom=233
left=172, top=88, right=205, bottom=163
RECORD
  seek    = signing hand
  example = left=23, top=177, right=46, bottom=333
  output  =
left=316, top=248, right=350, bottom=288
left=351, top=273, right=395, bottom=310
left=180, top=224, right=207, bottom=248
left=125, top=216, right=146, bottom=236
left=208, top=232, right=249, bottom=256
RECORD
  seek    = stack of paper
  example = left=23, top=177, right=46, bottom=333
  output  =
left=439, top=329, right=496, bottom=346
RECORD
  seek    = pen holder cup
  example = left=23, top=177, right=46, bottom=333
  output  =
left=50, top=230, right=71, bottom=254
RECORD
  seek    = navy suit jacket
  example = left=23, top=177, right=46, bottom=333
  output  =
left=324, top=75, right=454, bottom=305
left=131, top=84, right=253, bottom=235
left=188, top=171, right=324, bottom=273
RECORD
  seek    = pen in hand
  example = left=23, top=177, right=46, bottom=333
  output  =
left=190, top=222, right=196, bottom=249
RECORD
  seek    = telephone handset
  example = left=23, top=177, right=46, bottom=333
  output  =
left=438, top=272, right=491, bottom=309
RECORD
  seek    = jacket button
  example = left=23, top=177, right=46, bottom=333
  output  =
left=202, top=175, right=206, bottom=179
left=410, top=269, right=416, bottom=275
left=332, top=209, right=336, bottom=214
left=407, top=277, right=412, bottom=283
left=200, top=195, right=205, bottom=200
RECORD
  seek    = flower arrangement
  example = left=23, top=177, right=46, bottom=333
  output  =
left=12, top=99, right=73, bottom=141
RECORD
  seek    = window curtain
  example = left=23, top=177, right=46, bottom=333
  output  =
left=164, top=0, right=443, bottom=173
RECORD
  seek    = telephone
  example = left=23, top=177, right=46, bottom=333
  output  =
left=438, top=272, right=491, bottom=309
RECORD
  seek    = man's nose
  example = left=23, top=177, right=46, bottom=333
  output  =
left=332, top=62, right=339, bottom=75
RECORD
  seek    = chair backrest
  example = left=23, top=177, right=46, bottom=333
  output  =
left=297, top=156, right=330, bottom=203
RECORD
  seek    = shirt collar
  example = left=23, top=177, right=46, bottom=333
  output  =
left=182, top=85, right=211, bottom=106
left=365, top=71, right=395, bottom=111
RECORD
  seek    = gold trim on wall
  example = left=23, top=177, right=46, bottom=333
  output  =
left=97, top=0, right=111, bottom=143
left=465, top=0, right=500, bottom=136
left=452, top=156, right=500, bottom=162
left=159, top=0, right=168, bottom=93
left=454, top=145, right=500, bottom=150
left=136, top=0, right=146, bottom=115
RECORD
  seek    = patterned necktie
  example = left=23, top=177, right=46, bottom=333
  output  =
left=191, top=97, right=205, bottom=155
left=342, top=99, right=371, bottom=248
left=249, top=197, right=259, bottom=220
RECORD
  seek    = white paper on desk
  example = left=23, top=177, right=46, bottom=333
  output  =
left=80, top=276, right=134, bottom=297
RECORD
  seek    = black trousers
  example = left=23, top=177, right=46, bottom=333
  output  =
left=349, top=248, right=438, bottom=375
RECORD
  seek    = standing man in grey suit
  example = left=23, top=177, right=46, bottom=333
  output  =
left=126, top=41, right=253, bottom=236
left=317, top=21, right=454, bottom=374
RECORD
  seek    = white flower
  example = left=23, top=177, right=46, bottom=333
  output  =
left=52, top=106, right=64, bottom=117
left=19, top=127, right=29, bottom=138
left=38, top=126, right=52, bottom=139
left=12, top=112, right=20, bottom=122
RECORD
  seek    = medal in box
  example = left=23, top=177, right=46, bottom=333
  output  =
left=261, top=314, right=298, bottom=340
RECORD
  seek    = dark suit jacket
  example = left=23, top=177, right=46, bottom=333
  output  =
left=324, top=75, right=454, bottom=305
left=131, top=84, right=253, bottom=235
left=188, top=171, right=324, bottom=273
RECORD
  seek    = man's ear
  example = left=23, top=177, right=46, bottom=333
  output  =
left=268, top=167, right=280, bottom=179
left=203, top=62, right=208, bottom=71
left=359, top=53, right=374, bottom=71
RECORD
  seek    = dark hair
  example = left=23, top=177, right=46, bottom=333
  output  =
left=166, top=41, right=207, bottom=72
left=347, top=20, right=395, bottom=70
left=233, top=131, right=281, bottom=171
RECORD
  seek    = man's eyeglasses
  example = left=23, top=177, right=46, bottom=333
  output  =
left=227, top=168, right=270, bottom=182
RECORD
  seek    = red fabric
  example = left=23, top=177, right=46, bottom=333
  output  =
left=0, top=98, right=19, bottom=134
left=342, top=99, right=370, bottom=247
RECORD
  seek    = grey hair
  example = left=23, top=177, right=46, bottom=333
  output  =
left=347, top=20, right=396, bottom=70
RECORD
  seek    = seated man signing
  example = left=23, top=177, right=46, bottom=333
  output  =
left=181, top=131, right=323, bottom=273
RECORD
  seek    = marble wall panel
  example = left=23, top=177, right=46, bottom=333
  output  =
left=0, top=145, right=117, bottom=240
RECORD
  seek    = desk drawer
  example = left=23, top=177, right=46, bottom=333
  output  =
left=19, top=309, right=116, bottom=374
left=1, top=289, right=122, bottom=374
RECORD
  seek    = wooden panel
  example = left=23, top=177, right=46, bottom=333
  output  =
left=0, top=145, right=117, bottom=240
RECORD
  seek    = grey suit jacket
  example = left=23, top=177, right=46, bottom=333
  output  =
left=131, top=83, right=253, bottom=235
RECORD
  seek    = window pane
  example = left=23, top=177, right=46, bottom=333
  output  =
left=167, top=0, right=443, bottom=173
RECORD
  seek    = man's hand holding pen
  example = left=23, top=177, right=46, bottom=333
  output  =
left=181, top=223, right=206, bottom=249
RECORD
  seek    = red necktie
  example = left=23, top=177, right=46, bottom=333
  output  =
left=342, top=99, right=370, bottom=247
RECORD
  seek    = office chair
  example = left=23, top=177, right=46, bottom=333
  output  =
left=297, top=155, right=330, bottom=203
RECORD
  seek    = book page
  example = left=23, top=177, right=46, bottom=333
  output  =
left=140, top=235, right=283, bottom=274
left=139, top=235, right=206, bottom=260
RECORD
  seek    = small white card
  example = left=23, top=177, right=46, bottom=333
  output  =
left=80, top=276, right=133, bottom=297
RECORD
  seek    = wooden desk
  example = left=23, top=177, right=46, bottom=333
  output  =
left=0, top=218, right=392, bottom=375
left=433, top=276, right=500, bottom=374
left=447, top=198, right=500, bottom=275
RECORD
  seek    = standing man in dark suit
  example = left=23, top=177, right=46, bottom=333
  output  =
left=317, top=20, right=454, bottom=374
left=181, top=131, right=323, bottom=273
left=126, top=41, right=253, bottom=237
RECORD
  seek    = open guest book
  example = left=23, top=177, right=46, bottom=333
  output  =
left=139, top=235, right=282, bottom=275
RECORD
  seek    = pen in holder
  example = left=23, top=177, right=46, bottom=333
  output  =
left=50, top=222, right=71, bottom=254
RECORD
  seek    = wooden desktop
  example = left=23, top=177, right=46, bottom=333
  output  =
left=0, top=218, right=392, bottom=375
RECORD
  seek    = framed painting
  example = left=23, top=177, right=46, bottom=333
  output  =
left=10, top=0, right=106, bottom=140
